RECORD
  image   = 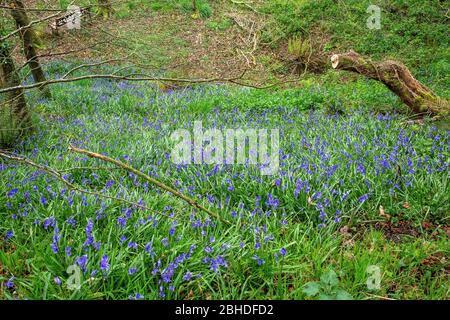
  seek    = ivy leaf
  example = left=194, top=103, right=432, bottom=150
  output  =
left=336, top=289, right=353, bottom=300
left=320, top=269, right=339, bottom=287
left=302, top=281, right=320, bottom=297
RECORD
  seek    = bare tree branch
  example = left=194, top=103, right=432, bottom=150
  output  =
left=68, top=144, right=231, bottom=225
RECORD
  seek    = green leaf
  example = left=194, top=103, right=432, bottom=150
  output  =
left=320, top=269, right=339, bottom=287
left=319, top=293, right=333, bottom=300
left=302, top=281, right=320, bottom=297
left=336, top=290, right=353, bottom=300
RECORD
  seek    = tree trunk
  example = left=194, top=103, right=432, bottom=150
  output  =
left=9, top=0, right=51, bottom=98
left=331, top=50, right=449, bottom=117
left=0, top=43, right=32, bottom=138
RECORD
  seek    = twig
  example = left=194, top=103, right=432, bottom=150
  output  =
left=0, top=150, right=172, bottom=219
left=68, top=145, right=231, bottom=225
left=0, top=70, right=248, bottom=94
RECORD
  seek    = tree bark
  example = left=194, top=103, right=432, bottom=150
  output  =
left=0, top=43, right=32, bottom=136
left=331, top=50, right=449, bottom=117
left=9, top=0, right=51, bottom=98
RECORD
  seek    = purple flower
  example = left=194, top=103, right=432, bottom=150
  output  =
left=253, top=255, right=265, bottom=266
left=66, top=216, right=76, bottom=228
left=100, top=255, right=110, bottom=272
left=129, top=293, right=144, bottom=300
left=204, top=246, right=214, bottom=254
left=117, top=216, right=127, bottom=228
left=161, top=238, right=169, bottom=247
left=51, top=227, right=61, bottom=254
left=43, top=216, right=56, bottom=230
left=65, top=246, right=72, bottom=257
left=105, top=180, right=115, bottom=189
left=280, top=248, right=287, bottom=256
left=210, top=255, right=228, bottom=272
left=40, top=196, right=48, bottom=206
left=5, top=276, right=14, bottom=289
left=54, top=277, right=62, bottom=286
left=128, top=241, right=138, bottom=250
left=357, top=163, right=366, bottom=175
left=84, top=219, right=95, bottom=247
left=7, top=189, right=18, bottom=198
left=183, top=271, right=193, bottom=281
left=358, top=194, right=369, bottom=203
left=143, top=243, right=154, bottom=258
left=76, top=255, right=88, bottom=273
left=161, top=266, right=175, bottom=283
left=128, top=267, right=138, bottom=275
left=265, top=193, right=279, bottom=210
left=5, top=230, right=14, bottom=240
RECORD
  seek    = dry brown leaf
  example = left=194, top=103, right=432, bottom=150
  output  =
left=402, top=202, right=410, bottom=209
left=184, top=290, right=194, bottom=300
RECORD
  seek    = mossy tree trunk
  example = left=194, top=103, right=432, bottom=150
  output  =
left=331, top=50, right=449, bottom=117
left=9, top=0, right=51, bottom=98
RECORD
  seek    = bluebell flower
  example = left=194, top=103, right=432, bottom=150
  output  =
left=5, top=230, right=14, bottom=240
left=6, top=276, right=15, bottom=289
left=7, top=188, right=19, bottom=198
left=100, top=255, right=110, bottom=272
left=51, top=227, right=61, bottom=254
left=358, top=194, right=369, bottom=203
left=204, top=246, right=213, bottom=254
left=128, top=267, right=138, bottom=275
left=43, top=217, right=56, bottom=230
left=40, top=196, right=47, bottom=206
left=145, top=242, right=155, bottom=256
left=129, top=293, right=144, bottom=300
left=265, top=193, right=279, bottom=209
left=128, top=241, right=138, bottom=250
left=183, top=271, right=193, bottom=281
left=76, top=255, right=88, bottom=273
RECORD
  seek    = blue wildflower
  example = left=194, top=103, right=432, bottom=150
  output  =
left=5, top=230, right=14, bottom=240
left=100, top=255, right=110, bottom=272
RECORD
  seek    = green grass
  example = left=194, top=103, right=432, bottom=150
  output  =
left=261, top=0, right=449, bottom=82
left=1, top=0, right=449, bottom=301
left=0, top=63, right=448, bottom=300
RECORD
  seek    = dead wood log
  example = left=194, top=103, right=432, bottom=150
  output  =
left=331, top=50, right=449, bottom=117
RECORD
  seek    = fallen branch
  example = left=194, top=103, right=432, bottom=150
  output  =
left=0, top=70, right=246, bottom=94
left=0, top=149, right=172, bottom=219
left=68, top=145, right=231, bottom=225
left=331, top=50, right=450, bottom=117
